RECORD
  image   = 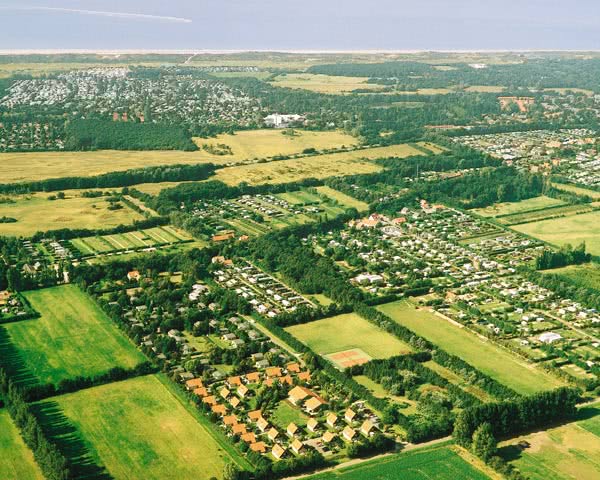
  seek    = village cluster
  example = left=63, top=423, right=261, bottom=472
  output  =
left=314, top=206, right=599, bottom=384
left=92, top=265, right=382, bottom=463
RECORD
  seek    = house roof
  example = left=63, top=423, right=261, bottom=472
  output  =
left=298, top=371, right=311, bottom=382
left=223, top=414, right=238, bottom=426
left=193, top=387, right=208, bottom=397
left=219, top=387, right=230, bottom=399
left=291, top=439, right=303, bottom=452
left=286, top=362, right=301, bottom=373
left=202, top=395, right=216, bottom=405
left=229, top=396, right=241, bottom=409
left=322, top=431, right=336, bottom=443
left=307, top=418, right=319, bottom=430
left=288, top=385, right=313, bottom=403
left=305, top=396, right=325, bottom=412
left=241, top=432, right=256, bottom=443
left=248, top=409, right=263, bottom=421
left=265, top=367, right=282, bottom=377
left=343, top=426, right=356, bottom=440
left=361, top=419, right=375, bottom=434
left=227, top=375, right=242, bottom=386
left=267, top=427, right=279, bottom=441
left=250, top=441, right=267, bottom=453
left=345, top=408, right=356, bottom=421
left=185, top=378, right=204, bottom=389
left=232, top=423, right=247, bottom=435
left=287, top=422, right=298, bottom=435
left=257, top=417, right=269, bottom=431
left=326, top=412, right=338, bottom=425
left=211, top=404, right=227, bottom=416
left=245, top=371, right=261, bottom=383
left=272, top=444, right=286, bottom=459
left=237, top=385, right=249, bottom=397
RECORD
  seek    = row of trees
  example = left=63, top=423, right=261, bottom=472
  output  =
left=0, top=369, right=71, bottom=480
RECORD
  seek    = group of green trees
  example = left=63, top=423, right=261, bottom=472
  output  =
left=65, top=119, right=198, bottom=151
left=535, top=242, right=591, bottom=270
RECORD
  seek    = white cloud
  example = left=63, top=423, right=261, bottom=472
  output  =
left=1, top=6, right=192, bottom=23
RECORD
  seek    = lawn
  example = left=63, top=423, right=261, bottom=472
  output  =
left=214, top=144, right=424, bottom=186
left=499, top=404, right=600, bottom=480
left=307, top=445, right=491, bottom=480
left=473, top=196, right=566, bottom=218
left=39, top=374, right=249, bottom=480
left=285, top=312, right=413, bottom=360
left=5, top=285, right=145, bottom=386
left=512, top=209, right=600, bottom=255
left=271, top=400, right=310, bottom=429
left=376, top=300, right=565, bottom=395
left=315, top=186, right=369, bottom=211
left=0, top=192, right=143, bottom=237
left=270, top=73, right=387, bottom=94
left=0, top=410, right=44, bottom=480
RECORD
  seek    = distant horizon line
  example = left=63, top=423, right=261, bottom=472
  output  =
left=2, top=48, right=600, bottom=56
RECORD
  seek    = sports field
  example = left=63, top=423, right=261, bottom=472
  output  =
left=6, top=285, right=145, bottom=385
left=0, top=192, right=143, bottom=237
left=0, top=410, right=44, bottom=480
left=376, top=300, right=565, bottom=395
left=500, top=403, right=600, bottom=480
left=270, top=73, right=387, bottom=94
left=214, top=143, right=423, bottom=185
left=43, top=374, right=249, bottom=479
left=474, top=196, right=566, bottom=217
left=512, top=209, right=600, bottom=255
left=307, top=445, right=491, bottom=480
left=70, top=225, right=191, bottom=256
left=285, top=312, right=412, bottom=361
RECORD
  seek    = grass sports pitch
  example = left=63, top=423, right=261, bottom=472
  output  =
left=4, top=285, right=145, bottom=386
left=285, top=312, right=413, bottom=362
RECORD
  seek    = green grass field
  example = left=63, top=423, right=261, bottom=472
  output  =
left=41, top=374, right=249, bottom=480
left=315, top=186, right=370, bottom=211
left=512, top=210, right=600, bottom=255
left=214, top=144, right=423, bottom=186
left=285, top=312, right=413, bottom=360
left=307, top=445, right=491, bottom=480
left=0, top=410, right=44, bottom=480
left=376, top=300, right=565, bottom=395
left=270, top=73, right=387, bottom=94
left=500, top=403, right=600, bottom=480
left=551, top=183, right=600, bottom=200
left=473, top=196, right=566, bottom=218
left=271, top=400, right=310, bottom=430
left=0, top=192, right=143, bottom=237
left=5, top=285, right=145, bottom=385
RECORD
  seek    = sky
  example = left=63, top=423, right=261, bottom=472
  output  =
left=1, top=0, right=600, bottom=51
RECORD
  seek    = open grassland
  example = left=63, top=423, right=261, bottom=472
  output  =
left=0, top=410, right=45, bottom=480
left=415, top=141, right=447, bottom=154
left=499, top=203, right=598, bottom=226
left=376, top=300, right=565, bottom=395
left=512, top=209, right=600, bottom=255
left=0, top=129, right=358, bottom=184
left=285, top=312, right=413, bottom=360
left=214, top=143, right=423, bottom=185
left=270, top=73, right=387, bottom=94
left=195, top=129, right=358, bottom=161
left=473, top=196, right=566, bottom=217
left=42, top=374, right=248, bottom=480
left=307, top=445, right=491, bottom=480
left=499, top=403, right=600, bottom=480
left=544, top=87, right=595, bottom=96
left=551, top=182, right=600, bottom=200
left=6, top=285, right=145, bottom=385
left=71, top=225, right=192, bottom=256
left=0, top=192, right=143, bottom=237
left=541, top=263, right=600, bottom=291
left=314, top=186, right=370, bottom=211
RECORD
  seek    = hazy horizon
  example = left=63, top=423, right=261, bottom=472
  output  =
left=1, top=0, right=600, bottom=51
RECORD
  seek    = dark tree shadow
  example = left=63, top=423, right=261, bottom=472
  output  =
left=31, top=401, right=114, bottom=480
left=0, top=326, right=39, bottom=389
